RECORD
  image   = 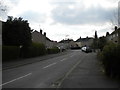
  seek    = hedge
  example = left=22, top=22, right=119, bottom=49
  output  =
left=2, top=46, right=20, bottom=61
left=47, top=47, right=60, bottom=54
left=98, top=42, right=120, bottom=78
left=2, top=43, right=60, bottom=61
left=21, top=42, right=46, bottom=58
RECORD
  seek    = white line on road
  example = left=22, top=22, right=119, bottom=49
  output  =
left=60, top=58, right=67, bottom=62
left=56, top=58, right=84, bottom=88
left=70, top=55, right=74, bottom=58
left=43, top=63, right=57, bottom=69
left=0, top=73, right=32, bottom=87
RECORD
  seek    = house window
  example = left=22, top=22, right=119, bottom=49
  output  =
left=115, top=41, right=118, bottom=43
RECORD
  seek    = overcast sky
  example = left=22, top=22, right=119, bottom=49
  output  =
left=0, top=0, right=119, bottom=41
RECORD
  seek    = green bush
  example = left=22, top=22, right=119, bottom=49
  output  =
left=99, top=42, right=120, bottom=78
left=47, top=47, right=60, bottom=54
left=2, top=46, right=20, bottom=61
left=21, top=42, right=46, bottom=58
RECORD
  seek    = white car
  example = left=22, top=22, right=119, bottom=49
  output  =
left=81, top=46, right=92, bottom=53
left=81, top=47, right=86, bottom=52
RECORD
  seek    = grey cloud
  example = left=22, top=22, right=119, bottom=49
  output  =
left=51, top=4, right=116, bottom=25
left=20, top=11, right=46, bottom=23
left=51, top=0, right=76, bottom=4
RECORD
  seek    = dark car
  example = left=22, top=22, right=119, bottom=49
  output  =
left=85, top=47, right=92, bottom=53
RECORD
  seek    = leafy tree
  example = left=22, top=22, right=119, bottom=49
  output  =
left=98, top=36, right=107, bottom=51
left=2, top=16, right=32, bottom=47
left=92, top=31, right=98, bottom=49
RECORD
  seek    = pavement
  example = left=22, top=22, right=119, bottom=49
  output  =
left=1, top=50, right=120, bottom=88
left=59, top=51, right=120, bottom=88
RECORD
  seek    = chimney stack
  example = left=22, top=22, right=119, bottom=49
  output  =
left=44, top=32, right=46, bottom=37
left=115, top=26, right=117, bottom=31
left=40, top=29, right=42, bottom=34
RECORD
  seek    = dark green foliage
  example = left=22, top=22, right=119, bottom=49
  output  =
left=97, top=36, right=107, bottom=51
left=2, top=46, right=20, bottom=61
left=99, top=42, right=120, bottom=78
left=91, top=31, right=98, bottom=49
left=21, top=42, right=46, bottom=58
left=92, top=36, right=107, bottom=50
left=2, top=16, right=32, bottom=47
left=47, top=47, right=60, bottom=54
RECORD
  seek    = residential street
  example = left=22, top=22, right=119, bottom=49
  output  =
left=1, top=50, right=120, bottom=88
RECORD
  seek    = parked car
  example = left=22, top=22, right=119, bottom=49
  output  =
left=81, top=47, right=86, bottom=52
left=81, top=46, right=92, bottom=53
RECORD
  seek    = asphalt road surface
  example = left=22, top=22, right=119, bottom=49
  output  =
left=1, top=50, right=120, bottom=88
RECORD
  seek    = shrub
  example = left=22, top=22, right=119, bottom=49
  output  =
left=21, top=42, right=46, bottom=58
left=2, top=46, right=20, bottom=61
left=47, top=47, right=60, bottom=54
left=99, top=42, right=120, bottom=78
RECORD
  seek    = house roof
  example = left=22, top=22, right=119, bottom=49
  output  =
left=32, top=30, right=54, bottom=42
left=59, top=39, right=74, bottom=43
left=111, top=28, right=119, bottom=35
left=76, top=37, right=93, bottom=42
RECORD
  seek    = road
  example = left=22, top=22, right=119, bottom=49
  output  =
left=1, top=50, right=119, bottom=88
left=2, top=50, right=83, bottom=88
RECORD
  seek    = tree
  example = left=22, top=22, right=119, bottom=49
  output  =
left=95, top=31, right=98, bottom=39
left=2, top=16, right=32, bottom=47
left=98, top=36, right=107, bottom=51
left=92, top=31, right=99, bottom=49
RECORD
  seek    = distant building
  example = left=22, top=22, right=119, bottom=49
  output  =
left=58, top=39, right=78, bottom=49
left=76, top=37, right=93, bottom=47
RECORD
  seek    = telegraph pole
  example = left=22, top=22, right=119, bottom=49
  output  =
left=118, top=1, right=120, bottom=44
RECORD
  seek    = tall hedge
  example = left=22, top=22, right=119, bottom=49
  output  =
left=2, top=46, right=20, bottom=61
left=21, top=42, right=46, bottom=58
left=99, top=42, right=120, bottom=78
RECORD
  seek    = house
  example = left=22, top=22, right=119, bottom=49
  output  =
left=58, top=39, right=78, bottom=49
left=76, top=37, right=93, bottom=47
left=32, top=30, right=58, bottom=48
left=45, top=37, right=58, bottom=48
left=106, top=27, right=120, bottom=44
left=32, top=30, right=46, bottom=45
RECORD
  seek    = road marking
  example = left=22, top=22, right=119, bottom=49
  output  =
left=55, top=58, right=84, bottom=88
left=0, top=73, right=32, bottom=87
left=70, top=55, right=74, bottom=58
left=60, top=58, right=67, bottom=62
left=43, top=63, right=57, bottom=69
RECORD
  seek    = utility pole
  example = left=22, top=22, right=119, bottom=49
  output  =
left=118, top=1, right=120, bottom=44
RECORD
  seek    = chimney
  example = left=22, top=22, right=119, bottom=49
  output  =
left=44, top=32, right=46, bottom=37
left=115, top=26, right=117, bottom=31
left=40, top=29, right=42, bottom=34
